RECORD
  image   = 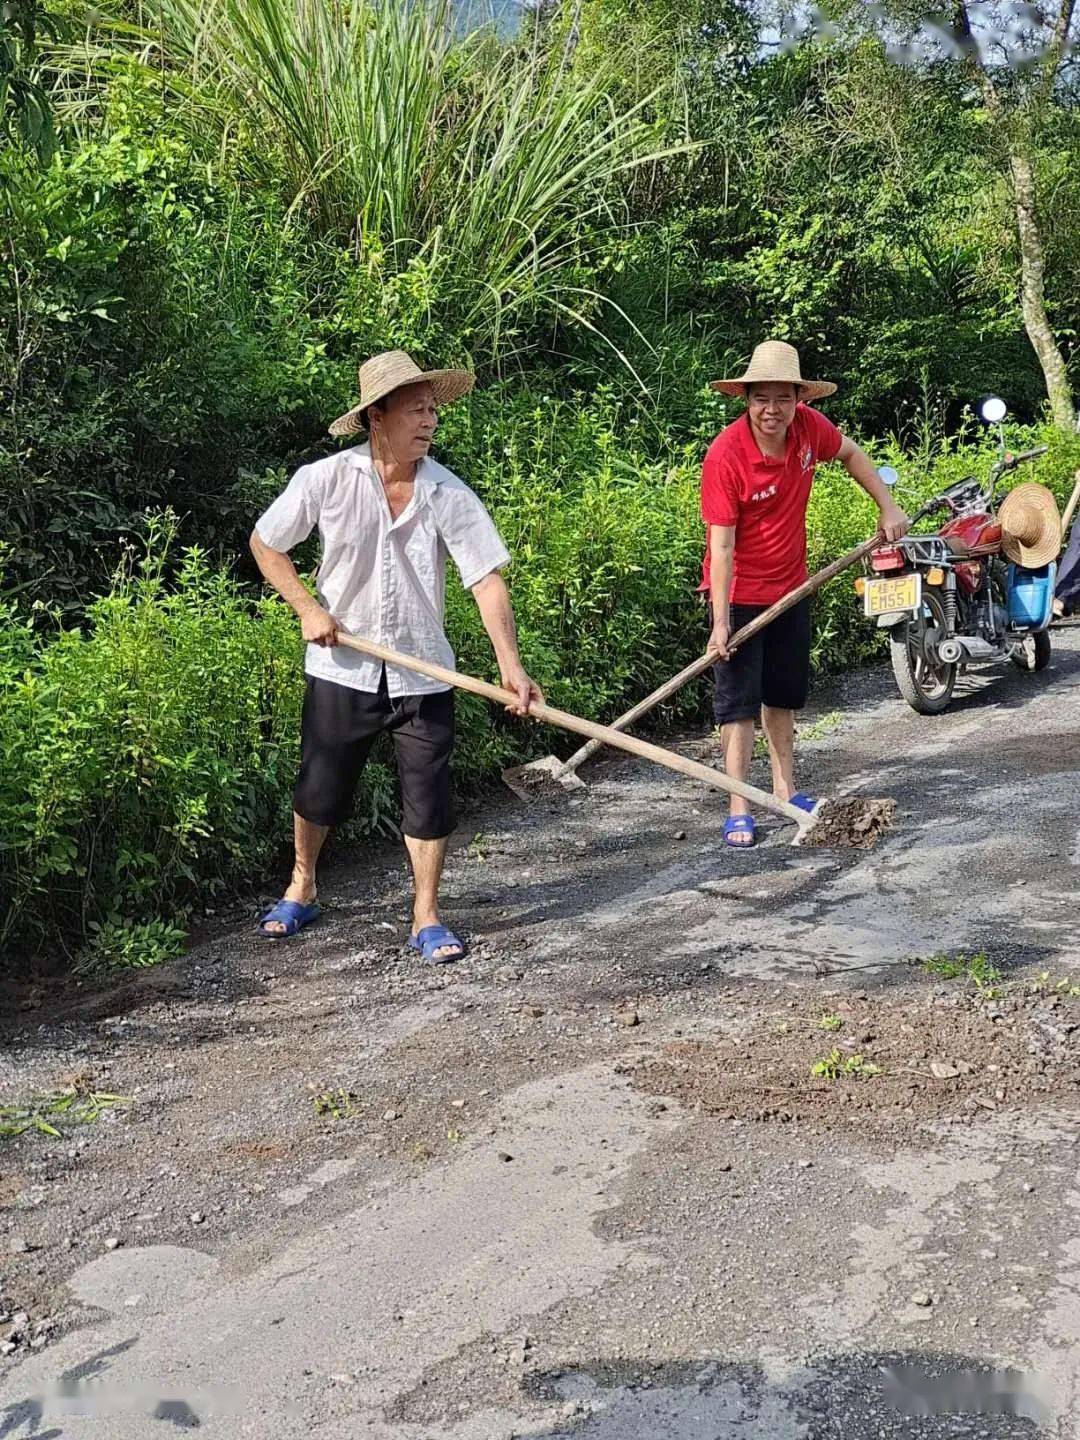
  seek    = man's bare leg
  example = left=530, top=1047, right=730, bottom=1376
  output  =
left=262, top=812, right=327, bottom=934
left=761, top=704, right=797, bottom=802
left=721, top=717, right=756, bottom=844
left=404, top=834, right=461, bottom=959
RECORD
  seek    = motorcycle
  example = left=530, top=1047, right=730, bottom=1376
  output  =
left=857, top=399, right=1057, bottom=715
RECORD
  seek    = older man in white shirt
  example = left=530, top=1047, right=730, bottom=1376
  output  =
left=250, top=351, right=542, bottom=961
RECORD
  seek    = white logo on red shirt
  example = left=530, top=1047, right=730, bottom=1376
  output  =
left=751, top=482, right=778, bottom=503
left=800, top=444, right=813, bottom=471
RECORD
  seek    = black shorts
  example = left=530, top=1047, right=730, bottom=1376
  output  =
left=293, top=671, right=455, bottom=838
left=711, top=597, right=812, bottom=724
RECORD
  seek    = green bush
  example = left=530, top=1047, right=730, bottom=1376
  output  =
left=75, top=917, right=188, bottom=975
left=0, top=516, right=312, bottom=956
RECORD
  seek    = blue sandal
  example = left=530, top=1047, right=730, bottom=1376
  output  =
left=408, top=924, right=467, bottom=965
left=723, top=814, right=757, bottom=848
left=789, top=792, right=819, bottom=815
left=258, top=898, right=321, bottom=939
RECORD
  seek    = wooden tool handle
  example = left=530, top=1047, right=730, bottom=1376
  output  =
left=335, top=634, right=812, bottom=826
left=553, top=650, right=715, bottom=778
left=553, top=533, right=881, bottom=780
left=726, top=533, right=882, bottom=652
left=1061, top=467, right=1080, bottom=538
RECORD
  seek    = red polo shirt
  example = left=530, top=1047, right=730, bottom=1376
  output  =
left=699, top=403, right=843, bottom=606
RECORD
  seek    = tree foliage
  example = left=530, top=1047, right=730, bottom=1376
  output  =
left=0, top=0, right=64, bottom=162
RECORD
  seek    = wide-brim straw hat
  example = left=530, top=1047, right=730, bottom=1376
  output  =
left=710, top=340, right=836, bottom=402
left=329, top=350, right=475, bottom=437
left=999, top=481, right=1061, bottom=568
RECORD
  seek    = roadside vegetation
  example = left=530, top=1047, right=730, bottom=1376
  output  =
left=3, top=0, right=1079, bottom=964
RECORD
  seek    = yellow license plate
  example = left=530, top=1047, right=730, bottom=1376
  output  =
left=864, top=573, right=921, bottom=617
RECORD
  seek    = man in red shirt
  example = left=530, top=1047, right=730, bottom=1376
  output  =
left=701, top=341, right=908, bottom=847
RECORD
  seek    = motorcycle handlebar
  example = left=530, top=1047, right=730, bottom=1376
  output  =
left=993, top=444, right=1049, bottom=476
left=888, top=442, right=1047, bottom=526
left=911, top=495, right=949, bottom=523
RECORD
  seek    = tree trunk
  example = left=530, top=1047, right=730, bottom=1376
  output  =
left=1009, top=144, right=1075, bottom=431
left=951, top=0, right=1076, bottom=431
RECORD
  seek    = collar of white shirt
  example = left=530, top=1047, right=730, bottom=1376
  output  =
left=339, top=443, right=447, bottom=533
left=344, top=442, right=446, bottom=497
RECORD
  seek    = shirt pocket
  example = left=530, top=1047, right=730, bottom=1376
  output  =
left=398, top=513, right=443, bottom=611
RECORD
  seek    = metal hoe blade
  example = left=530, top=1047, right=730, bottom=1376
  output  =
left=501, top=755, right=587, bottom=802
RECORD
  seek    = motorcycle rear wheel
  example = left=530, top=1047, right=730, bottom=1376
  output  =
left=1010, top=630, right=1051, bottom=672
left=889, top=590, right=957, bottom=714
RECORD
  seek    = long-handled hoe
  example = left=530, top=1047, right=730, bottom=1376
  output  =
left=500, top=535, right=895, bottom=848
left=337, top=621, right=895, bottom=848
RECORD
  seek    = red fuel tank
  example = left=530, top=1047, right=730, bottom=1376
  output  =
left=940, top=513, right=1002, bottom=556
left=941, top=512, right=1001, bottom=595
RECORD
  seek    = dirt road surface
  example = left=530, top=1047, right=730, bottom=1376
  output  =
left=2, top=631, right=1079, bottom=1438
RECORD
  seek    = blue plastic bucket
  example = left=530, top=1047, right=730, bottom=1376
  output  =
left=1007, top=562, right=1056, bottom=630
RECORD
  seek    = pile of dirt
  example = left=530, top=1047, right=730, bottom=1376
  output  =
left=501, top=756, right=584, bottom=801
left=799, top=796, right=896, bottom=849
left=627, top=982, right=1078, bottom=1137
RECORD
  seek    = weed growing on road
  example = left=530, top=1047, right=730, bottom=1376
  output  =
left=1028, top=971, right=1080, bottom=998
left=0, top=1088, right=129, bottom=1140
left=799, top=712, right=843, bottom=742
left=811, top=1048, right=880, bottom=1081
left=921, top=951, right=1003, bottom=996
left=311, top=1088, right=357, bottom=1121
left=747, top=710, right=844, bottom=760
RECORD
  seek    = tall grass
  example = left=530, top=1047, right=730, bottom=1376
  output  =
left=57, top=0, right=686, bottom=361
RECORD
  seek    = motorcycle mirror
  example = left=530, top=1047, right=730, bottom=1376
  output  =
left=876, top=465, right=899, bottom=488
left=978, top=395, right=1007, bottom=424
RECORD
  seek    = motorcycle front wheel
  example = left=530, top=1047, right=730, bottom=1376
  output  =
left=889, top=590, right=957, bottom=714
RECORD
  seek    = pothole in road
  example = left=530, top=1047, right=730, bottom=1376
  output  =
left=526, top=1353, right=1048, bottom=1437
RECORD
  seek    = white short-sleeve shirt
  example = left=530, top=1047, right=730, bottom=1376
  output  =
left=255, top=444, right=510, bottom=695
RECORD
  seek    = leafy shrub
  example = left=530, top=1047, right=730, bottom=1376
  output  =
left=0, top=516, right=317, bottom=955
left=0, top=116, right=362, bottom=613
left=75, top=917, right=187, bottom=975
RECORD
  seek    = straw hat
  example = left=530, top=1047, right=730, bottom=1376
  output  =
left=329, top=350, right=475, bottom=437
left=998, top=482, right=1062, bottom=568
left=710, top=340, right=836, bottom=402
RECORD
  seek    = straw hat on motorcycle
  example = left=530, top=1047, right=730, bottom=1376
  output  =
left=998, top=482, right=1062, bottom=568
left=329, top=350, right=475, bottom=437
left=710, top=340, right=836, bottom=402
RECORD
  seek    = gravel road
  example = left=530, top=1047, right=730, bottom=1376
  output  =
left=2, top=629, right=1079, bottom=1438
